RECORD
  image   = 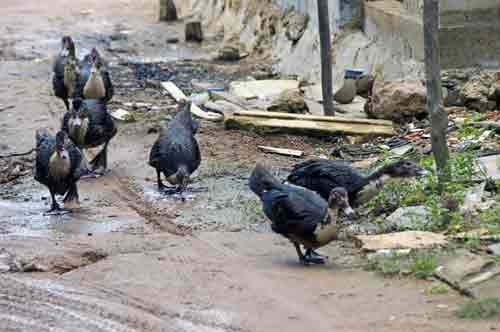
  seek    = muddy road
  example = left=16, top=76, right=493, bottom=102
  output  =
left=0, top=1, right=497, bottom=331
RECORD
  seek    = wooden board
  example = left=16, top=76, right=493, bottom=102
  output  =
left=225, top=114, right=395, bottom=137
left=161, top=82, right=223, bottom=121
left=257, top=146, right=304, bottom=158
left=232, top=110, right=393, bottom=126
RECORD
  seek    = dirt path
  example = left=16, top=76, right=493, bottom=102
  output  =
left=0, top=1, right=498, bottom=331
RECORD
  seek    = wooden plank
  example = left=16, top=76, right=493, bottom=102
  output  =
left=161, top=82, right=223, bottom=121
left=232, top=110, right=393, bottom=126
left=258, top=146, right=304, bottom=158
left=225, top=114, right=395, bottom=137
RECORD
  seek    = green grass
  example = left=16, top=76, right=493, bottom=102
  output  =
left=367, top=151, right=488, bottom=233
left=367, top=251, right=439, bottom=279
left=456, top=298, right=500, bottom=320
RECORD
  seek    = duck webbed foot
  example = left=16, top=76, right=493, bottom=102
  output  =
left=304, top=249, right=328, bottom=264
left=44, top=201, right=71, bottom=216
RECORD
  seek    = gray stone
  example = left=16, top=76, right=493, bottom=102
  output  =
left=460, top=183, right=486, bottom=214
left=217, top=46, right=241, bottom=61
left=267, top=89, right=308, bottom=114
left=386, top=206, right=430, bottom=231
left=283, top=10, right=308, bottom=43
left=435, top=249, right=500, bottom=299
left=334, top=78, right=357, bottom=104
left=461, top=72, right=500, bottom=112
left=366, top=79, right=427, bottom=122
left=488, top=243, right=500, bottom=257
left=477, top=154, right=500, bottom=181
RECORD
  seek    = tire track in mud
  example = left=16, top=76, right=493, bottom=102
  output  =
left=0, top=275, right=247, bottom=332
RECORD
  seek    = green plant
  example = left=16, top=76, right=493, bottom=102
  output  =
left=368, top=251, right=438, bottom=279
left=409, top=253, right=437, bottom=279
left=425, top=282, right=451, bottom=295
left=456, top=298, right=500, bottom=320
left=464, top=236, right=482, bottom=251
left=368, top=152, right=482, bottom=232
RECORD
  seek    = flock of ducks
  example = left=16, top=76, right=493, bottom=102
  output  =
left=33, top=35, right=427, bottom=265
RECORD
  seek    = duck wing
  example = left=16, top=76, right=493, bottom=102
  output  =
left=149, top=127, right=200, bottom=177
left=33, top=130, right=55, bottom=185
left=262, top=185, right=327, bottom=237
left=288, top=159, right=365, bottom=200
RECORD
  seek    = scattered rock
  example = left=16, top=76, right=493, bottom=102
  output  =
left=367, top=248, right=412, bottom=261
left=283, top=10, right=308, bottom=43
left=111, top=109, right=135, bottom=122
left=355, top=231, right=447, bottom=251
left=460, top=183, right=486, bottom=214
left=435, top=249, right=500, bottom=299
left=217, top=45, right=241, bottom=62
left=460, top=71, right=500, bottom=112
left=267, top=89, right=308, bottom=114
left=385, top=206, right=430, bottom=231
left=185, top=21, right=203, bottom=42
left=366, top=79, right=427, bottom=122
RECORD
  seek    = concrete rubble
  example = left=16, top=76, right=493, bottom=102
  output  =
left=354, top=231, right=448, bottom=252
left=435, top=249, right=500, bottom=299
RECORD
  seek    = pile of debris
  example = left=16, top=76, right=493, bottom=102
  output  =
left=0, top=155, right=33, bottom=184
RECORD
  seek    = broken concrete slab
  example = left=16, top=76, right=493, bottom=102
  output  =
left=203, top=100, right=244, bottom=114
left=386, top=206, right=430, bottom=231
left=229, top=80, right=300, bottom=100
left=355, top=231, right=447, bottom=251
left=435, top=249, right=500, bottom=299
left=477, top=154, right=500, bottom=180
left=224, top=110, right=395, bottom=137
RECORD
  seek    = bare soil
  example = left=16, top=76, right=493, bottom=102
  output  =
left=0, top=0, right=498, bottom=331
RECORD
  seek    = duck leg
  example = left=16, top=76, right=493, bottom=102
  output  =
left=63, top=183, right=80, bottom=210
left=293, top=242, right=311, bottom=265
left=157, top=170, right=177, bottom=194
left=89, top=142, right=109, bottom=175
left=44, top=189, right=70, bottom=216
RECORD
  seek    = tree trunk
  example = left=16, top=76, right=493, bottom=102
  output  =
left=317, top=0, right=335, bottom=116
left=424, top=0, right=450, bottom=191
left=159, top=0, right=178, bottom=22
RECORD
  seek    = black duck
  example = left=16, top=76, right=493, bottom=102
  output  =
left=52, top=36, right=79, bottom=110
left=249, top=164, right=354, bottom=265
left=62, top=98, right=117, bottom=176
left=33, top=129, right=83, bottom=215
left=287, top=159, right=427, bottom=207
left=149, top=100, right=201, bottom=194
